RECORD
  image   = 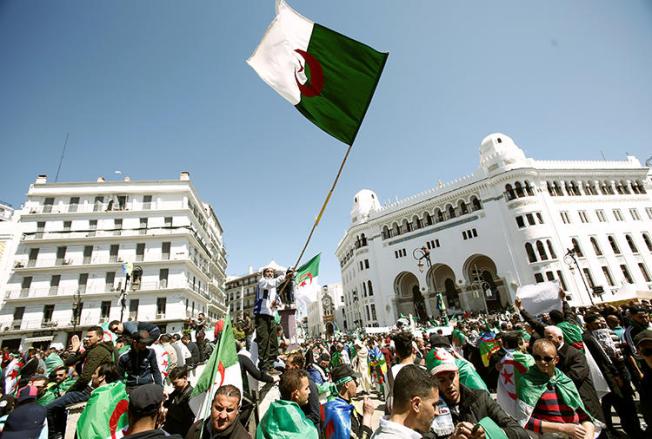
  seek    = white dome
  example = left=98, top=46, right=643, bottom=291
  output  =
left=351, top=189, right=380, bottom=223
left=479, top=133, right=527, bottom=173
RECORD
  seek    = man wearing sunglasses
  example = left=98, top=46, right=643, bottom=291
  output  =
left=518, top=339, right=595, bottom=439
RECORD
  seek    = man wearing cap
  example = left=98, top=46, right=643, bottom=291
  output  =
left=322, top=365, right=374, bottom=439
left=121, top=383, right=183, bottom=439
left=635, top=329, right=652, bottom=435
left=430, top=349, right=528, bottom=439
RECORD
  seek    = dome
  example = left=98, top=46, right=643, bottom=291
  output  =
left=479, top=133, right=527, bottom=173
left=351, top=189, right=380, bottom=224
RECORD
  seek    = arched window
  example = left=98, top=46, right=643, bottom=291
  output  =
left=424, top=212, right=433, bottom=226
left=447, top=204, right=456, bottom=219
left=392, top=222, right=400, bottom=237
left=572, top=238, right=584, bottom=257
left=435, top=208, right=444, bottom=223
left=363, top=282, right=367, bottom=296
left=547, top=240, right=557, bottom=259
left=525, top=181, right=534, bottom=196
left=458, top=200, right=468, bottom=215
left=626, top=234, right=638, bottom=253
left=615, top=182, right=624, bottom=194
left=621, top=180, right=630, bottom=194
left=536, top=240, right=548, bottom=260
left=525, top=243, right=537, bottom=263
left=608, top=236, right=620, bottom=254
left=355, top=237, right=361, bottom=249
left=590, top=237, right=602, bottom=256
left=643, top=233, right=652, bottom=252
left=547, top=182, right=555, bottom=196
left=382, top=225, right=390, bottom=239
left=515, top=182, right=525, bottom=198
left=637, top=180, right=647, bottom=194
left=471, top=196, right=482, bottom=211
left=413, top=215, right=422, bottom=230
left=505, top=184, right=516, bottom=200
left=360, top=233, right=367, bottom=246
left=564, top=182, right=572, bottom=195
left=631, top=181, right=640, bottom=194
left=367, top=280, right=373, bottom=296
left=402, top=219, right=411, bottom=233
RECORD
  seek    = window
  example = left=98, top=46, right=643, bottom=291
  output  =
left=556, top=270, right=568, bottom=290
left=362, top=282, right=367, bottom=297
left=370, top=304, right=377, bottom=320
left=367, top=280, right=373, bottom=296
left=639, top=263, right=651, bottom=282
left=68, top=197, right=79, bottom=213
left=516, top=216, right=525, bottom=228
left=546, top=272, right=555, bottom=281
left=63, top=221, right=72, bottom=232
left=571, top=238, right=583, bottom=257
left=162, top=242, right=171, bottom=260
left=117, top=195, right=127, bottom=210
left=159, top=269, right=169, bottom=288
left=43, top=197, right=54, bottom=213
left=525, top=243, right=537, bottom=263
left=78, top=273, right=88, bottom=294
left=613, top=209, right=624, bottom=221
left=646, top=207, right=652, bottom=220
left=129, top=299, right=139, bottom=320
left=43, top=304, right=55, bottom=323
left=105, top=272, right=116, bottom=292
left=536, top=241, right=548, bottom=260
left=534, top=273, right=544, bottom=283
left=56, top=246, right=67, bottom=265
left=164, top=217, right=173, bottom=228
left=21, top=276, right=32, bottom=295
left=12, top=307, right=25, bottom=328
left=366, top=305, right=371, bottom=321
left=101, top=301, right=111, bottom=320
left=139, top=218, right=148, bottom=235
left=50, top=275, right=61, bottom=295
left=608, top=236, right=620, bottom=255
left=602, top=266, right=615, bottom=286
left=626, top=235, right=638, bottom=253
left=596, top=210, right=607, bottom=222
left=359, top=261, right=363, bottom=271
left=28, top=248, right=39, bottom=267
left=94, top=196, right=104, bottom=212
left=560, top=211, right=571, bottom=224
left=88, top=219, right=97, bottom=237
left=463, top=231, right=467, bottom=240
left=157, top=298, right=167, bottom=316
left=644, top=233, right=652, bottom=252
left=630, top=209, right=641, bottom=221
left=582, top=268, right=595, bottom=288
left=578, top=211, right=589, bottom=223
left=621, top=265, right=633, bottom=284
left=35, top=221, right=45, bottom=239
left=536, top=213, right=544, bottom=224
left=526, top=213, right=535, bottom=226
left=83, top=246, right=93, bottom=264
left=547, top=240, right=557, bottom=259
left=109, top=245, right=120, bottom=262
left=114, top=219, right=122, bottom=236
left=143, top=195, right=152, bottom=210
left=136, top=243, right=146, bottom=262
left=591, top=237, right=602, bottom=256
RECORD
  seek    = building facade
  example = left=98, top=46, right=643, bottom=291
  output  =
left=306, top=283, right=344, bottom=337
left=336, top=133, right=652, bottom=329
left=0, top=172, right=227, bottom=351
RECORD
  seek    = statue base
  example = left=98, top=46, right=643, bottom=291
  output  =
left=279, top=307, right=297, bottom=341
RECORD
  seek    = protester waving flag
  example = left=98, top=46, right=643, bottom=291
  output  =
left=496, top=350, right=534, bottom=419
left=248, top=0, right=388, bottom=145
left=76, top=380, right=129, bottom=439
left=189, top=315, right=242, bottom=420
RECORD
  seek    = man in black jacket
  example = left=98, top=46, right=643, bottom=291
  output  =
left=431, top=360, right=529, bottom=439
left=163, top=366, right=194, bottom=436
left=181, top=334, right=200, bottom=369
left=118, top=333, right=162, bottom=391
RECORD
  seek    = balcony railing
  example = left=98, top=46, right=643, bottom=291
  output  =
left=1, top=316, right=99, bottom=331
left=23, top=227, right=193, bottom=241
left=24, top=201, right=186, bottom=215
left=13, top=253, right=189, bottom=269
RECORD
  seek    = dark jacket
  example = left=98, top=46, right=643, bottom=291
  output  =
left=124, top=429, right=182, bottom=439
left=556, top=343, right=605, bottom=423
left=303, top=376, right=321, bottom=429
left=583, top=330, right=631, bottom=399
left=185, top=417, right=251, bottom=439
left=118, top=347, right=162, bottom=388
left=197, top=339, right=214, bottom=363
left=122, top=321, right=161, bottom=343
left=431, top=385, right=529, bottom=439
left=66, top=341, right=114, bottom=392
left=186, top=342, right=200, bottom=368
left=163, top=384, right=194, bottom=436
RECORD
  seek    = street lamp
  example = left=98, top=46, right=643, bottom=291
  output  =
left=413, top=246, right=432, bottom=273
left=563, top=248, right=594, bottom=306
left=72, top=290, right=82, bottom=334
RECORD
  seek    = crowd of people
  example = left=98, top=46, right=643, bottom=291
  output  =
left=1, top=277, right=652, bottom=438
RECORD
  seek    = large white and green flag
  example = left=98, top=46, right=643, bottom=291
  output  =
left=496, top=350, right=534, bottom=419
left=248, top=0, right=388, bottom=145
left=189, top=315, right=242, bottom=420
left=295, top=253, right=320, bottom=303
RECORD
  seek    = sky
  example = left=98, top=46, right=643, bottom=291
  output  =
left=1, top=1, right=652, bottom=285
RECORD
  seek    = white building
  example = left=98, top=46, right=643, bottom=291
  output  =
left=0, top=203, right=20, bottom=302
left=0, top=172, right=227, bottom=351
left=336, top=133, right=652, bottom=329
left=306, top=283, right=344, bottom=337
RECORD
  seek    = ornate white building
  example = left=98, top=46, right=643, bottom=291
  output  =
left=336, top=133, right=652, bottom=329
left=0, top=172, right=227, bottom=351
left=306, top=283, right=344, bottom=337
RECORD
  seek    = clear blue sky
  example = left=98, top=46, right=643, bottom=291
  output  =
left=1, top=1, right=652, bottom=285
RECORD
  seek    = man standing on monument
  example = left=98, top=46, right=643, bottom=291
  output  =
left=254, top=264, right=294, bottom=374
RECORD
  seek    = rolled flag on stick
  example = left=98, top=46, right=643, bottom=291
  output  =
left=189, top=315, right=242, bottom=420
left=248, top=0, right=388, bottom=145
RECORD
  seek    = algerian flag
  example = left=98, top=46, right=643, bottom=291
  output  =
left=189, top=315, right=242, bottom=420
left=248, top=0, right=388, bottom=145
left=77, top=380, right=129, bottom=439
left=496, top=350, right=534, bottom=420
left=295, top=253, right=320, bottom=303
left=152, top=344, right=172, bottom=379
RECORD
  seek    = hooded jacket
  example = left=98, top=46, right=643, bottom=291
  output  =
left=66, top=341, right=114, bottom=392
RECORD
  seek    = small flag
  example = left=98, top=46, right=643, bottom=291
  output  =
left=77, top=380, right=129, bottom=439
left=295, top=253, right=320, bottom=302
left=189, top=316, right=242, bottom=420
left=248, top=0, right=388, bottom=145
left=478, top=332, right=501, bottom=367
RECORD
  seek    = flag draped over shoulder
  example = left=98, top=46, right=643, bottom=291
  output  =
left=257, top=400, right=319, bottom=439
left=77, top=381, right=129, bottom=439
left=496, top=350, right=535, bottom=419
left=295, top=253, right=321, bottom=303
left=515, top=366, right=590, bottom=427
left=321, top=397, right=353, bottom=439
left=425, top=348, right=488, bottom=391
left=248, top=0, right=388, bottom=145
left=189, top=316, right=242, bottom=420
left=478, top=332, right=500, bottom=367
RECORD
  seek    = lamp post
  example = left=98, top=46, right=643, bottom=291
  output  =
left=563, top=248, right=594, bottom=306
left=72, top=289, right=82, bottom=334
left=413, top=246, right=432, bottom=273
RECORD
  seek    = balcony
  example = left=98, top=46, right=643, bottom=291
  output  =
left=2, top=316, right=98, bottom=332
left=22, top=226, right=193, bottom=242
left=13, top=253, right=189, bottom=270
left=24, top=201, right=185, bottom=215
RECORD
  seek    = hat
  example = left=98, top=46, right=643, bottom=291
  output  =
left=2, top=402, right=47, bottom=439
left=429, top=334, right=451, bottom=348
left=635, top=329, right=652, bottom=347
left=425, top=348, right=459, bottom=375
left=331, top=365, right=361, bottom=386
left=128, top=383, right=165, bottom=417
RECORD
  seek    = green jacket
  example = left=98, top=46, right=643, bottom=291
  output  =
left=66, top=341, right=114, bottom=392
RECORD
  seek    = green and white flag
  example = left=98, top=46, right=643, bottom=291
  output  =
left=295, top=253, right=320, bottom=302
left=189, top=315, right=242, bottom=421
left=496, top=350, right=534, bottom=420
left=76, top=380, right=129, bottom=439
left=248, top=0, right=388, bottom=145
